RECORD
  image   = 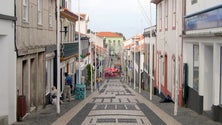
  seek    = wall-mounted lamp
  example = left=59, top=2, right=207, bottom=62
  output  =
left=61, top=18, right=69, bottom=36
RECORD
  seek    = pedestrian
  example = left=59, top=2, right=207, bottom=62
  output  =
left=50, top=86, right=63, bottom=105
left=96, top=77, right=100, bottom=92
left=63, top=72, right=72, bottom=102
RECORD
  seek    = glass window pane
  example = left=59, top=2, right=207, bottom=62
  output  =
left=193, top=45, right=199, bottom=91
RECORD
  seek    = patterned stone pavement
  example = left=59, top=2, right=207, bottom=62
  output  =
left=52, top=79, right=180, bottom=125
left=13, top=78, right=221, bottom=125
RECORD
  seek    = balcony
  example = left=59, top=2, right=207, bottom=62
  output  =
left=61, top=42, right=78, bottom=60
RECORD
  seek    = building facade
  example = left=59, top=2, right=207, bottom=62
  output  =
left=0, top=0, right=17, bottom=124
left=97, top=32, right=125, bottom=57
left=16, top=0, right=57, bottom=113
left=124, top=34, right=144, bottom=89
left=183, top=0, right=222, bottom=122
left=143, top=26, right=156, bottom=90
left=151, top=0, right=184, bottom=105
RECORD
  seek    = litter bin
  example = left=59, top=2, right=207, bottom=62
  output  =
left=17, top=95, right=26, bottom=120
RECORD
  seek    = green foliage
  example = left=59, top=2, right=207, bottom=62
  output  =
left=80, top=54, right=84, bottom=59
left=85, top=64, right=94, bottom=86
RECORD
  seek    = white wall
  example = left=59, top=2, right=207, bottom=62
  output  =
left=0, top=0, right=16, bottom=124
left=213, top=43, right=221, bottom=105
left=0, top=20, right=16, bottom=124
left=0, top=0, right=14, bottom=16
left=186, top=0, right=222, bottom=15
left=156, top=0, right=183, bottom=96
left=203, top=45, right=213, bottom=110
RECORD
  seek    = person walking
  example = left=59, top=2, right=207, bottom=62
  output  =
left=96, top=77, right=100, bottom=92
left=63, top=72, right=72, bottom=102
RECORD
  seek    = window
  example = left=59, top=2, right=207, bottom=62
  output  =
left=172, top=0, right=176, bottom=30
left=38, top=0, right=43, bottom=25
left=22, top=0, right=28, bottom=22
left=118, top=40, right=120, bottom=45
left=49, top=0, right=53, bottom=27
left=46, top=59, right=54, bottom=94
left=165, top=0, right=168, bottom=31
left=159, top=3, right=162, bottom=32
left=193, top=45, right=199, bottom=91
left=191, top=0, right=198, bottom=5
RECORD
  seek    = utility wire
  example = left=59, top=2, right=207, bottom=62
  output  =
left=136, top=0, right=152, bottom=26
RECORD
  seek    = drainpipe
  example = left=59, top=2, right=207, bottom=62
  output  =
left=14, top=0, right=18, bottom=57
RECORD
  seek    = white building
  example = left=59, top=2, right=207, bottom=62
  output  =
left=0, top=0, right=17, bottom=124
left=151, top=0, right=184, bottom=105
left=143, top=26, right=156, bottom=90
left=184, top=0, right=222, bottom=122
left=123, top=34, right=144, bottom=88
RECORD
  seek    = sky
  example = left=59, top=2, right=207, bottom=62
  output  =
left=72, top=0, right=156, bottom=39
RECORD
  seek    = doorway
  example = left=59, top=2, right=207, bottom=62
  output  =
left=164, top=54, right=168, bottom=95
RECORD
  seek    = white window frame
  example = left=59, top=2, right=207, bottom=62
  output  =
left=159, top=3, right=162, bottom=32
left=49, top=0, right=53, bottom=27
left=22, top=0, right=28, bottom=22
left=164, top=0, right=168, bottom=31
left=46, top=59, right=54, bottom=95
left=38, top=0, right=43, bottom=25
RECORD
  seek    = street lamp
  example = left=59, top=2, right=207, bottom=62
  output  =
left=139, top=43, right=142, bottom=93
left=94, top=33, right=97, bottom=90
left=78, top=0, right=81, bottom=84
left=61, top=18, right=69, bottom=37
left=90, top=33, right=93, bottom=92
left=133, top=38, right=136, bottom=90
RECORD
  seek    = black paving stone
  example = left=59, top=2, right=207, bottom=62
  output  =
left=96, top=104, right=106, bottom=110
left=118, top=118, right=137, bottom=123
left=99, top=88, right=105, bottom=93
left=67, top=103, right=95, bottom=125
left=138, top=103, right=166, bottom=125
left=117, top=104, right=126, bottom=110
left=97, top=118, right=116, bottom=123
left=125, top=89, right=131, bottom=94
left=127, top=98, right=131, bottom=103
left=106, top=104, right=115, bottom=110
left=126, top=104, right=137, bottom=110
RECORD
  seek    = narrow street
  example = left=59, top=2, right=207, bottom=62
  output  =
left=52, top=78, right=180, bottom=125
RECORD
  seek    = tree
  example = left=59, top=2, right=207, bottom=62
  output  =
left=85, top=64, right=93, bottom=87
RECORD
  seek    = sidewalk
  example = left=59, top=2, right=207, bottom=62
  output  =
left=127, top=83, right=222, bottom=125
left=13, top=90, right=93, bottom=125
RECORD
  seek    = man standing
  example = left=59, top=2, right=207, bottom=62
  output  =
left=63, top=72, right=72, bottom=102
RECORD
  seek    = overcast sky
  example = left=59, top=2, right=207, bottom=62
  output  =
left=72, top=0, right=156, bottom=39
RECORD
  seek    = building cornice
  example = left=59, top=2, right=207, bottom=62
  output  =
left=60, top=8, right=82, bottom=22
left=0, top=14, right=17, bottom=21
left=151, top=0, right=162, bottom=4
left=182, top=32, right=222, bottom=38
